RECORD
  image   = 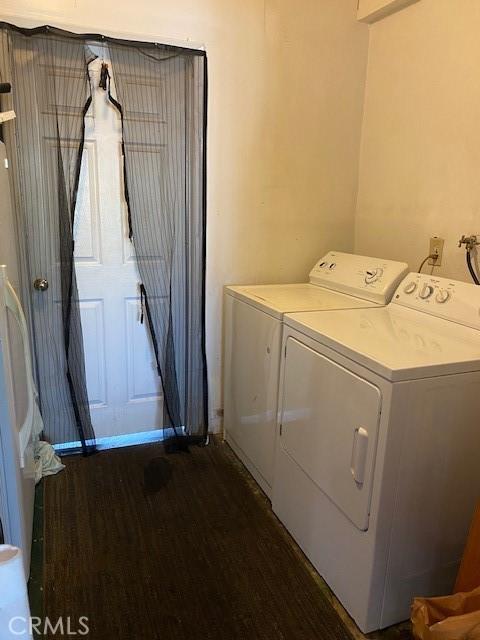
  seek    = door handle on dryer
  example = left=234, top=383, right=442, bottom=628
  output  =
left=351, top=427, right=368, bottom=485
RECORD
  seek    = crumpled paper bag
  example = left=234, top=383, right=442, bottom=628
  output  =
left=412, top=587, right=480, bottom=639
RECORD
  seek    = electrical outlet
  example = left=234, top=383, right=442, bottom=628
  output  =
left=429, top=237, right=444, bottom=266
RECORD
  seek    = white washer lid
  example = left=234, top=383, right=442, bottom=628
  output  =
left=225, top=283, right=380, bottom=319
left=284, top=304, right=480, bottom=381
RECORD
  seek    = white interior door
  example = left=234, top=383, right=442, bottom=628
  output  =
left=74, top=52, right=163, bottom=439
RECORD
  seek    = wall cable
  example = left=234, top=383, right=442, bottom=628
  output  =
left=417, top=254, right=438, bottom=273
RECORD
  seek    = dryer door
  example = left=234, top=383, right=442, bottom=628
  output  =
left=280, top=336, right=382, bottom=530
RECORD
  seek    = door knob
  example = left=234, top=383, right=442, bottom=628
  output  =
left=33, top=278, right=49, bottom=291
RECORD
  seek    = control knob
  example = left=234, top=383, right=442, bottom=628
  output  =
left=419, top=284, right=434, bottom=300
left=403, top=281, right=417, bottom=294
left=435, top=289, right=450, bottom=304
left=365, top=268, right=383, bottom=284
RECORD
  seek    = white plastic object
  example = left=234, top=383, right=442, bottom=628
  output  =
left=0, top=545, right=32, bottom=639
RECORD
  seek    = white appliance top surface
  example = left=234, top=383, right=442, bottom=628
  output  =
left=225, top=251, right=409, bottom=316
left=225, top=283, right=379, bottom=318
left=285, top=303, right=480, bottom=382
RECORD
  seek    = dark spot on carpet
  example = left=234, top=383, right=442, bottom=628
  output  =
left=143, top=456, right=172, bottom=493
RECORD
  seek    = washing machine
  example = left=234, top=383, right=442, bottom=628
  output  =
left=273, top=272, right=480, bottom=632
left=223, top=252, right=408, bottom=497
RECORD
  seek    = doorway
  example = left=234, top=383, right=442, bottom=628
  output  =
left=1, top=23, right=208, bottom=452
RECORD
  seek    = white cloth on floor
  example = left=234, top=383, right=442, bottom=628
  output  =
left=34, top=440, right=65, bottom=484
left=0, top=545, right=32, bottom=639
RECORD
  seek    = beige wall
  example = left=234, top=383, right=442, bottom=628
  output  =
left=0, top=0, right=369, bottom=429
left=355, top=0, right=480, bottom=282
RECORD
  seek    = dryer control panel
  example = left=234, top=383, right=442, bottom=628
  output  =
left=309, top=252, right=409, bottom=305
left=393, top=272, right=480, bottom=330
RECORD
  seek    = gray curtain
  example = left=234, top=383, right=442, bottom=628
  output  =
left=107, top=44, right=208, bottom=444
left=0, top=26, right=95, bottom=451
left=0, top=24, right=208, bottom=450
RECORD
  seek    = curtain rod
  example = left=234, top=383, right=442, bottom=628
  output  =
left=0, top=21, right=206, bottom=57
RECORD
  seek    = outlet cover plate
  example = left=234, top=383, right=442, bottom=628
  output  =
left=429, top=237, right=444, bottom=266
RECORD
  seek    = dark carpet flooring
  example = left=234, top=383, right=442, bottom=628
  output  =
left=43, top=440, right=355, bottom=640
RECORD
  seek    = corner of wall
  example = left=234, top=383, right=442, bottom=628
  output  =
left=352, top=24, right=372, bottom=254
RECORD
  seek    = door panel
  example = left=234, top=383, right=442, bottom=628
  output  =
left=280, top=336, right=382, bottom=530
left=125, top=297, right=162, bottom=402
left=79, top=300, right=106, bottom=407
left=74, top=141, right=101, bottom=264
